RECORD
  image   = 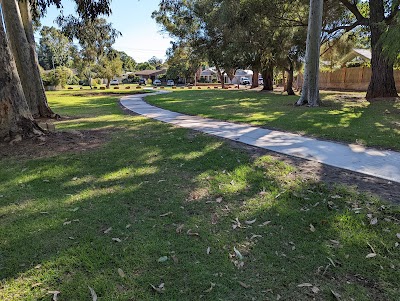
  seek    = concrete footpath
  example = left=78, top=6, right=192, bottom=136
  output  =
left=120, top=92, right=400, bottom=184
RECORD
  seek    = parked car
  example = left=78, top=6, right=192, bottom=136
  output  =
left=139, top=79, right=146, bottom=85
left=110, top=79, right=119, bottom=85
left=153, top=79, right=162, bottom=86
left=240, top=77, right=251, bottom=85
left=167, top=80, right=175, bottom=86
left=258, top=77, right=264, bottom=85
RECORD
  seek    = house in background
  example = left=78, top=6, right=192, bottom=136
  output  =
left=199, top=68, right=260, bottom=85
left=134, top=69, right=167, bottom=82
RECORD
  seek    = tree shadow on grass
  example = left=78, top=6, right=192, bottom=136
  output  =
left=0, top=118, right=399, bottom=300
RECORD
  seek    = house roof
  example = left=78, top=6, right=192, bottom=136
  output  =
left=340, top=48, right=371, bottom=65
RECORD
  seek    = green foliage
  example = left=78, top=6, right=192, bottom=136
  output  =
left=136, top=62, right=155, bottom=70
left=41, top=66, right=73, bottom=88
left=37, top=26, right=74, bottom=70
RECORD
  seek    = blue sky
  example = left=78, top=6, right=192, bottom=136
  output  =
left=38, top=0, right=172, bottom=63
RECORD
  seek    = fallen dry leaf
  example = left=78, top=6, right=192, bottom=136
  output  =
left=158, top=256, right=168, bottom=263
left=204, top=282, right=216, bottom=293
left=331, top=289, right=341, bottom=300
left=207, top=247, right=211, bottom=255
left=103, top=227, right=112, bottom=234
left=63, top=221, right=72, bottom=226
left=112, top=238, right=122, bottom=243
left=176, top=224, right=184, bottom=233
left=238, top=281, right=250, bottom=289
left=70, top=207, right=79, bottom=212
left=171, top=254, right=179, bottom=263
left=216, top=197, right=223, bottom=203
left=311, top=286, right=320, bottom=294
left=88, top=286, right=97, bottom=301
left=48, top=290, right=60, bottom=301
left=234, top=247, right=243, bottom=260
left=159, top=212, right=172, bottom=217
left=126, top=224, right=132, bottom=229
left=245, top=218, right=257, bottom=225
left=297, top=283, right=313, bottom=287
left=309, top=224, right=316, bottom=232
left=150, top=283, right=165, bottom=293
left=211, top=213, right=218, bottom=225
left=118, top=268, right=125, bottom=278
left=366, top=253, right=377, bottom=258
left=31, top=282, right=42, bottom=288
left=370, top=217, right=378, bottom=225
left=258, top=221, right=271, bottom=227
left=396, top=233, right=400, bottom=239
left=250, top=234, right=262, bottom=240
left=187, top=229, right=199, bottom=236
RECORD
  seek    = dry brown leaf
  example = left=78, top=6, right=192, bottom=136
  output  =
left=396, top=233, right=400, bottom=239
left=207, top=247, right=211, bottom=255
left=118, top=268, right=125, bottom=278
left=245, top=219, right=257, bottom=225
left=34, top=264, right=42, bottom=269
left=366, top=253, right=377, bottom=258
left=48, top=290, right=60, bottom=301
left=103, top=227, right=112, bottom=234
left=250, top=234, right=262, bottom=240
left=311, top=286, right=320, bottom=294
left=150, top=283, right=165, bottom=293
left=112, top=238, right=122, bottom=243
left=171, top=255, right=179, bottom=263
left=159, top=212, right=172, bottom=217
left=187, top=229, right=199, bottom=236
left=211, top=213, right=218, bottom=225
left=88, top=286, right=97, bottom=301
left=216, top=197, right=223, bottom=203
left=31, top=282, right=42, bottom=288
left=176, top=224, right=184, bottom=233
left=309, top=224, right=316, bottom=232
left=370, top=217, right=378, bottom=225
left=331, top=289, right=341, bottom=300
left=204, top=282, right=216, bottom=293
left=297, top=283, right=313, bottom=287
left=63, top=221, right=72, bottom=226
left=331, top=195, right=342, bottom=199
left=126, top=224, right=132, bottom=229
left=258, top=221, right=271, bottom=227
left=238, top=281, right=251, bottom=289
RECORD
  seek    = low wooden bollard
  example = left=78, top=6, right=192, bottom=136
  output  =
left=136, top=86, right=142, bottom=89
left=114, top=86, right=120, bottom=89
left=214, top=86, right=219, bottom=89
left=125, top=86, right=130, bottom=89
left=188, top=87, right=193, bottom=89
left=100, top=87, right=106, bottom=90
left=160, top=86, right=165, bottom=89
left=68, top=87, right=73, bottom=90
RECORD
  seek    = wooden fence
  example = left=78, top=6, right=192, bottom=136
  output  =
left=296, top=67, right=400, bottom=91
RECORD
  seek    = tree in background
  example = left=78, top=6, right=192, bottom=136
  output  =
left=96, top=50, right=123, bottom=88
left=118, top=51, right=136, bottom=71
left=136, top=62, right=156, bottom=70
left=59, top=17, right=121, bottom=89
left=0, top=0, right=112, bottom=140
left=37, top=26, right=74, bottom=70
left=148, top=56, right=164, bottom=69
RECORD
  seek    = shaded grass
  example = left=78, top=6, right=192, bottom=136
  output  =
left=0, top=89, right=399, bottom=300
left=146, top=90, right=400, bottom=151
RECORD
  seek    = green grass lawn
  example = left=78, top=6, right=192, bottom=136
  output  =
left=146, top=90, right=400, bottom=151
left=0, top=90, right=399, bottom=300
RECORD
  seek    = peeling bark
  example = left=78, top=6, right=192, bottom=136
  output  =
left=0, top=11, right=40, bottom=140
left=2, top=0, right=54, bottom=117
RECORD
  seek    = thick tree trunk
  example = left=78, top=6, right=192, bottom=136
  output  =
left=2, top=0, right=54, bottom=118
left=215, top=64, right=225, bottom=88
left=366, top=0, right=398, bottom=99
left=296, top=0, right=323, bottom=107
left=251, top=68, right=259, bottom=88
left=106, top=78, right=111, bottom=89
left=261, top=64, right=274, bottom=91
left=0, top=12, right=40, bottom=140
left=286, top=69, right=295, bottom=95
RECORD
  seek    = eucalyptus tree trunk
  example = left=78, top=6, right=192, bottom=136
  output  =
left=0, top=12, right=40, bottom=140
left=2, top=0, right=54, bottom=118
left=366, top=0, right=398, bottom=99
left=215, top=64, right=225, bottom=88
left=296, top=0, right=323, bottom=106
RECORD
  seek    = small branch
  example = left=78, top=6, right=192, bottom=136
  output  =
left=324, top=19, right=369, bottom=34
left=338, top=0, right=366, bottom=22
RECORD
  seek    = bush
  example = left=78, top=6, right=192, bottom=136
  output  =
left=147, top=78, right=153, bottom=85
left=41, top=67, right=73, bottom=88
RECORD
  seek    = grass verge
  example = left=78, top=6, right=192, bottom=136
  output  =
left=145, top=90, right=400, bottom=151
left=0, top=89, right=399, bottom=300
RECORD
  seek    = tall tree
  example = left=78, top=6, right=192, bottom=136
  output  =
left=38, top=26, right=73, bottom=70
left=0, top=0, right=113, bottom=140
left=296, top=0, right=324, bottom=106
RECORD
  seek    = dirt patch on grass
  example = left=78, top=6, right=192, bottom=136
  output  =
left=0, top=129, right=109, bottom=160
left=226, top=139, right=400, bottom=204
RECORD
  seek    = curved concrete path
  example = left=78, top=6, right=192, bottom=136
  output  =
left=120, top=92, right=400, bottom=184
